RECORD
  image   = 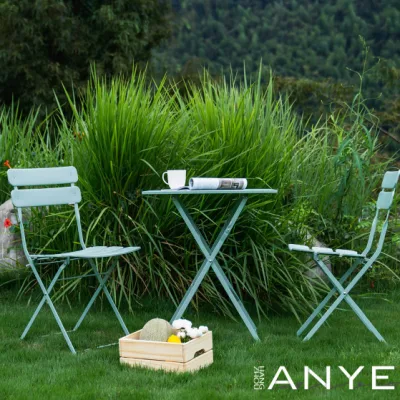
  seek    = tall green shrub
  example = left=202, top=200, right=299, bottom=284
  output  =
left=8, top=68, right=394, bottom=320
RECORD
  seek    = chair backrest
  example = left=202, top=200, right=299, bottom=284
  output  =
left=377, top=170, right=399, bottom=210
left=362, top=170, right=399, bottom=256
left=8, top=167, right=81, bottom=208
left=381, top=170, right=399, bottom=190
left=8, top=167, right=86, bottom=256
left=376, top=190, right=395, bottom=210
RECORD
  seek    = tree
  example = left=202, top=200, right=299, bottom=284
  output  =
left=0, top=0, right=171, bottom=112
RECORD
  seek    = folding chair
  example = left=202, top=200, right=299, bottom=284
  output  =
left=288, top=170, right=399, bottom=342
left=8, top=166, right=140, bottom=354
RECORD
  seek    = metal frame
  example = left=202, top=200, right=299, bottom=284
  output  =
left=299, top=256, right=386, bottom=342
left=142, top=189, right=278, bottom=341
left=171, top=195, right=259, bottom=340
left=15, top=191, right=131, bottom=354
left=296, top=193, right=394, bottom=343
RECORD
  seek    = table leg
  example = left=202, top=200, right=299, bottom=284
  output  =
left=170, top=259, right=213, bottom=323
left=171, top=195, right=260, bottom=340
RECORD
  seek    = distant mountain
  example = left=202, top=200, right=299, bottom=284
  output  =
left=152, top=0, right=399, bottom=83
left=151, top=0, right=400, bottom=151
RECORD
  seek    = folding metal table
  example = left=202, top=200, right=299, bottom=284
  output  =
left=142, top=188, right=278, bottom=341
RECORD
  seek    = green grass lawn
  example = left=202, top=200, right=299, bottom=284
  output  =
left=0, top=287, right=399, bottom=400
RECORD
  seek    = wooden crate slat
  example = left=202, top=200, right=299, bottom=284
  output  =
left=182, top=332, right=213, bottom=362
left=119, top=330, right=183, bottom=362
left=120, top=350, right=213, bottom=373
left=120, top=346, right=184, bottom=363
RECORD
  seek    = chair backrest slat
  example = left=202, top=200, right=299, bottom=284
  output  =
left=381, top=171, right=400, bottom=189
left=362, top=169, right=399, bottom=256
left=7, top=167, right=78, bottom=187
left=11, top=187, right=82, bottom=208
left=377, top=190, right=395, bottom=210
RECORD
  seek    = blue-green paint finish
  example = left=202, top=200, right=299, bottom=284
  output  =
left=381, top=170, right=400, bottom=189
left=303, top=255, right=385, bottom=342
left=30, top=245, right=140, bottom=259
left=7, top=166, right=78, bottom=186
left=144, top=188, right=278, bottom=341
left=20, top=259, right=70, bottom=341
left=171, top=195, right=260, bottom=340
left=290, top=170, right=399, bottom=342
left=73, top=259, right=129, bottom=335
left=9, top=167, right=140, bottom=353
left=296, top=259, right=362, bottom=337
left=377, top=190, right=395, bottom=209
left=11, top=186, right=82, bottom=207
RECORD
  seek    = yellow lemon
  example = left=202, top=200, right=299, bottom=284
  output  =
left=167, top=334, right=181, bottom=343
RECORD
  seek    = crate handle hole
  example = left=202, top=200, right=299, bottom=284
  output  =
left=194, top=349, right=205, bottom=358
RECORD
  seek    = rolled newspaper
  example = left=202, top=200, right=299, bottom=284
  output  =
left=189, top=178, right=248, bottom=190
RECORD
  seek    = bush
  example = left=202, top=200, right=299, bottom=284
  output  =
left=0, top=0, right=171, bottom=114
left=1, top=68, right=396, bottom=319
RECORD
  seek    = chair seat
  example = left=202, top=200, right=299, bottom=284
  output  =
left=31, top=246, right=141, bottom=259
left=288, top=244, right=365, bottom=258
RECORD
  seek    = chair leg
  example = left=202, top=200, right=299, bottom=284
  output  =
left=315, top=257, right=385, bottom=340
left=73, top=259, right=129, bottom=336
left=303, top=256, right=385, bottom=342
left=21, top=260, right=69, bottom=339
left=45, top=295, right=77, bottom=354
left=297, top=259, right=361, bottom=336
left=344, top=296, right=386, bottom=342
left=26, top=259, right=76, bottom=354
left=303, top=289, right=385, bottom=342
left=303, top=292, right=346, bottom=341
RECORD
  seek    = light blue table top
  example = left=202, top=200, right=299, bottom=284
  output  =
left=142, top=189, right=278, bottom=195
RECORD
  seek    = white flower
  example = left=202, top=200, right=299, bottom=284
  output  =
left=172, top=319, right=192, bottom=330
left=187, top=327, right=202, bottom=339
left=186, top=328, right=198, bottom=339
left=186, top=328, right=195, bottom=339
left=198, top=325, right=208, bottom=334
left=177, top=331, right=186, bottom=339
left=195, top=328, right=203, bottom=338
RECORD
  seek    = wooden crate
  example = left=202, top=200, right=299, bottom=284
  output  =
left=119, top=330, right=213, bottom=373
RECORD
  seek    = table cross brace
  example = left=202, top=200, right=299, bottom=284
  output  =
left=171, top=195, right=259, bottom=341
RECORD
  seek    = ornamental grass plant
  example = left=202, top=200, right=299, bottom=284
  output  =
left=1, top=67, right=397, bottom=320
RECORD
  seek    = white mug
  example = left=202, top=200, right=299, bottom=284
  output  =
left=162, top=170, right=186, bottom=189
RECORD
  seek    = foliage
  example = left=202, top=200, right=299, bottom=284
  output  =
left=0, top=0, right=171, bottom=114
left=0, top=104, right=64, bottom=203
left=153, top=0, right=400, bottom=83
left=0, top=67, right=396, bottom=319
left=152, top=0, right=400, bottom=149
left=1, top=287, right=400, bottom=398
